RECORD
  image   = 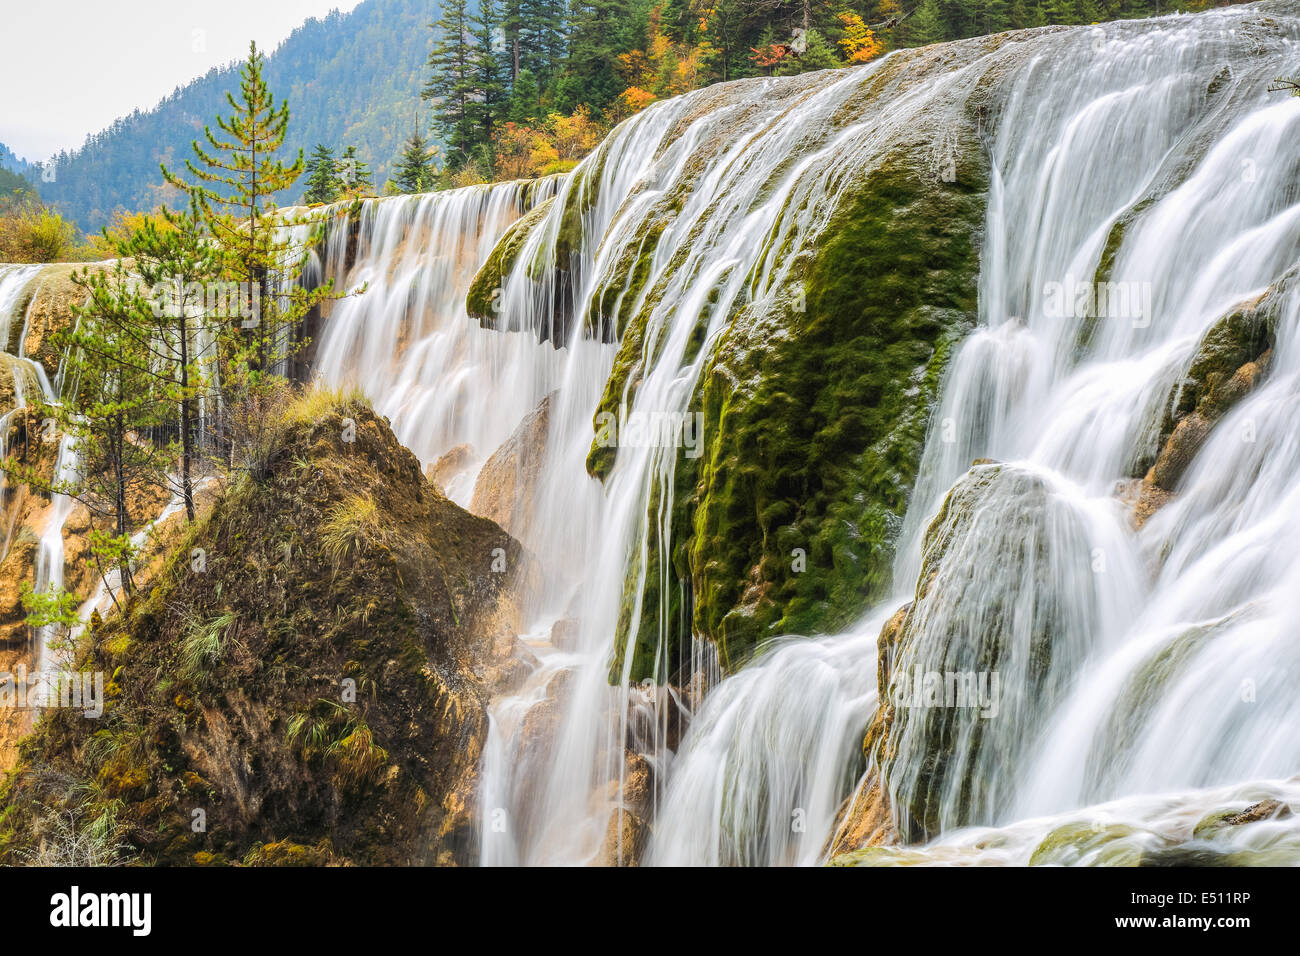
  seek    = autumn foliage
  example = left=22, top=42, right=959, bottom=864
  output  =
left=494, top=107, right=607, bottom=180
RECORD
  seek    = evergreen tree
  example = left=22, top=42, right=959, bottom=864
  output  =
left=388, top=122, right=439, bottom=193
left=303, top=143, right=340, bottom=204
left=2, top=263, right=176, bottom=600
left=1043, top=0, right=1082, bottom=25
left=519, top=0, right=569, bottom=91
left=424, top=0, right=479, bottom=170
left=775, top=29, right=840, bottom=74
left=161, top=42, right=331, bottom=472
left=123, top=196, right=220, bottom=522
left=985, top=0, right=1013, bottom=32
left=906, top=0, right=948, bottom=46
left=556, top=0, right=644, bottom=113
left=468, top=0, right=511, bottom=172
left=509, top=68, right=542, bottom=123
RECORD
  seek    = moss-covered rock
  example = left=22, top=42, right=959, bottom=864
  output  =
left=1131, top=292, right=1276, bottom=497
left=865, top=462, right=1108, bottom=841
left=0, top=391, right=527, bottom=866
left=685, top=152, right=984, bottom=673
left=591, top=114, right=988, bottom=682
left=466, top=196, right=555, bottom=324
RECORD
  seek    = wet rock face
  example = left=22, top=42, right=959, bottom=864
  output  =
left=1119, top=292, right=1276, bottom=528
left=467, top=196, right=556, bottom=328
left=602, top=139, right=989, bottom=682
left=0, top=396, right=526, bottom=866
left=469, top=392, right=554, bottom=547
left=1147, top=296, right=1275, bottom=494
left=867, top=463, right=1118, bottom=841
left=8, top=264, right=100, bottom=380
left=426, top=442, right=475, bottom=495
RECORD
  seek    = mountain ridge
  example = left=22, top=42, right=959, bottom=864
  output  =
left=34, top=0, right=435, bottom=233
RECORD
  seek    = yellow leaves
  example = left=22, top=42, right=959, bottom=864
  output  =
left=88, top=208, right=175, bottom=258
left=838, top=13, right=885, bottom=64
left=551, top=106, right=604, bottom=160
left=493, top=107, right=608, bottom=181
left=620, top=87, right=658, bottom=115
left=618, top=50, right=654, bottom=88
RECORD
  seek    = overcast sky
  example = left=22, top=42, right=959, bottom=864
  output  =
left=1, top=0, right=363, bottom=162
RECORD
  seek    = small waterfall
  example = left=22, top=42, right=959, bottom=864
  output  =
left=31, top=430, right=78, bottom=672
left=0, top=265, right=44, bottom=552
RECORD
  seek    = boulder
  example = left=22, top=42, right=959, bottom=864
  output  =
left=469, top=392, right=554, bottom=545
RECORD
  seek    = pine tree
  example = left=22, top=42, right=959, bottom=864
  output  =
left=776, top=29, right=841, bottom=74
left=556, top=0, right=641, bottom=113
left=424, top=0, right=479, bottom=170
left=509, top=68, right=542, bottom=123
left=303, top=142, right=340, bottom=204
left=121, top=196, right=220, bottom=522
left=519, top=0, right=568, bottom=92
left=2, top=263, right=177, bottom=600
left=388, top=122, right=439, bottom=193
left=161, top=42, right=332, bottom=474
left=468, top=0, right=510, bottom=172
left=986, top=0, right=1013, bottom=32
left=906, top=0, right=948, bottom=46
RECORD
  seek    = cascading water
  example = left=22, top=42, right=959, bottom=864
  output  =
left=303, top=2, right=1300, bottom=865
left=659, top=7, right=1300, bottom=863
left=0, top=265, right=44, bottom=548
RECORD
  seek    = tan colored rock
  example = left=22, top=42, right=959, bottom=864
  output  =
left=826, top=770, right=899, bottom=858
left=828, top=602, right=909, bottom=857
left=1225, top=798, right=1291, bottom=826
left=469, top=392, right=554, bottom=544
left=549, top=616, right=579, bottom=651
left=0, top=527, right=38, bottom=648
left=600, top=807, right=643, bottom=867
left=426, top=442, right=475, bottom=494
left=18, top=264, right=96, bottom=379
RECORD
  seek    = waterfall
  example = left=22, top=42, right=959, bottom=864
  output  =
left=303, top=3, right=1300, bottom=865
left=661, top=7, right=1300, bottom=863
left=0, top=265, right=43, bottom=546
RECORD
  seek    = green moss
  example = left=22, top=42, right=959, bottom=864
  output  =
left=1028, top=822, right=1152, bottom=866
left=466, top=196, right=556, bottom=322
left=1171, top=304, right=1274, bottom=424
left=687, top=148, right=987, bottom=673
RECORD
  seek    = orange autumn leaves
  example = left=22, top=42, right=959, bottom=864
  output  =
left=749, top=12, right=883, bottom=76
left=838, top=13, right=885, bottom=62
left=491, top=6, right=885, bottom=182
left=616, top=7, right=716, bottom=119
